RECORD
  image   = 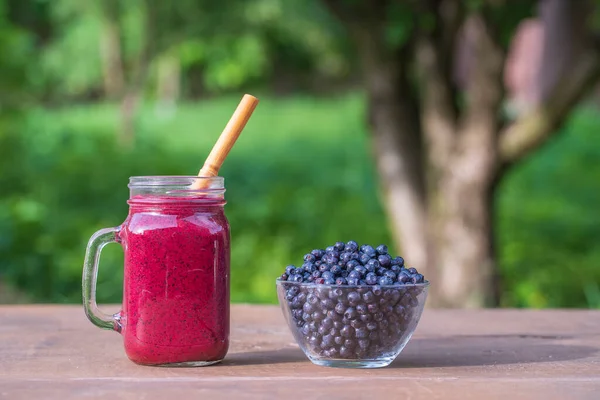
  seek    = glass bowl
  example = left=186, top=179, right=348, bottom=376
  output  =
left=276, top=279, right=429, bottom=368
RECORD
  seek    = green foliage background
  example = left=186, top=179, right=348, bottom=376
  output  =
left=1, top=95, right=599, bottom=308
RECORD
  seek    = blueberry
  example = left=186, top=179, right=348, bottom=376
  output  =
left=325, top=246, right=335, bottom=253
left=322, top=271, right=334, bottom=281
left=358, top=280, right=367, bottom=285
left=362, top=245, right=376, bottom=257
left=347, top=291, right=361, bottom=306
left=291, top=296, right=303, bottom=309
left=359, top=253, right=371, bottom=265
left=315, top=277, right=325, bottom=284
left=348, top=270, right=361, bottom=280
left=362, top=291, right=375, bottom=303
left=312, top=311, right=325, bottom=321
left=378, top=276, right=394, bottom=286
left=311, top=249, right=325, bottom=259
left=376, top=267, right=387, bottom=276
left=286, top=286, right=299, bottom=297
left=345, top=241, right=359, bottom=252
left=366, top=321, right=378, bottom=331
left=303, top=254, right=315, bottom=263
left=302, top=312, right=312, bottom=322
left=358, top=339, right=370, bottom=350
left=333, top=321, right=344, bottom=330
left=321, top=254, right=336, bottom=264
left=359, top=313, right=372, bottom=323
left=340, top=346, right=353, bottom=357
left=291, top=274, right=304, bottom=283
left=324, top=278, right=335, bottom=285
left=408, top=267, right=418, bottom=274
left=392, top=256, right=404, bottom=267
left=292, top=309, right=303, bottom=319
left=344, top=307, right=358, bottom=320
left=366, top=259, right=380, bottom=271
left=322, top=334, right=335, bottom=347
left=335, top=277, right=347, bottom=285
left=351, top=252, right=361, bottom=261
left=340, top=325, right=355, bottom=338
left=334, top=241, right=346, bottom=251
left=334, top=302, right=346, bottom=315
left=378, top=254, right=392, bottom=267
left=372, top=286, right=383, bottom=296
left=340, top=252, right=352, bottom=263
left=412, top=274, right=424, bottom=284
left=280, top=273, right=288, bottom=281
left=330, top=265, right=342, bottom=275
left=347, top=278, right=359, bottom=285
left=315, top=260, right=322, bottom=267
left=383, top=270, right=396, bottom=280
left=312, top=270, right=321, bottom=279
left=309, top=335, right=320, bottom=346
left=319, top=264, right=330, bottom=272
left=390, top=265, right=401, bottom=273
left=302, top=261, right=314, bottom=271
left=300, top=324, right=310, bottom=336
left=367, top=303, right=379, bottom=313
left=364, top=273, right=378, bottom=285
left=397, top=271, right=411, bottom=283
left=376, top=244, right=388, bottom=255
left=356, top=303, right=368, bottom=314
left=350, top=319, right=364, bottom=329
left=285, top=265, right=296, bottom=276
left=354, top=265, right=367, bottom=276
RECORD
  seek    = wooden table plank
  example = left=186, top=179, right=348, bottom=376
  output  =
left=1, top=305, right=599, bottom=399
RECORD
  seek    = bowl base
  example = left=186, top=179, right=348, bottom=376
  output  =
left=309, top=357, right=394, bottom=369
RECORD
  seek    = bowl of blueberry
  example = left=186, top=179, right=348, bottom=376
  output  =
left=276, top=240, right=429, bottom=369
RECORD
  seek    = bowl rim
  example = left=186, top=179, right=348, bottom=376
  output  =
left=275, top=278, right=430, bottom=289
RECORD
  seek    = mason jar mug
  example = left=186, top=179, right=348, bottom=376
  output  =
left=82, top=176, right=230, bottom=366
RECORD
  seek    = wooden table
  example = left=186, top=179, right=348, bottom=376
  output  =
left=1, top=305, right=599, bottom=399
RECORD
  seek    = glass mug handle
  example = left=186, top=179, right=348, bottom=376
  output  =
left=82, top=227, right=122, bottom=332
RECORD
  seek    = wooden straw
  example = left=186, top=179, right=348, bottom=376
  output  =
left=192, top=94, right=259, bottom=190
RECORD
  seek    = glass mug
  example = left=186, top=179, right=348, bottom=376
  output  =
left=82, top=176, right=230, bottom=366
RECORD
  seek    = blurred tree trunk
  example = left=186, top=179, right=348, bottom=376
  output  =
left=119, top=0, right=156, bottom=148
left=156, top=52, right=181, bottom=114
left=322, top=0, right=600, bottom=307
left=99, top=0, right=125, bottom=100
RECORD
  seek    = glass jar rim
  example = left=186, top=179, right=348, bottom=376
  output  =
left=128, top=175, right=224, bottom=187
left=127, top=176, right=226, bottom=204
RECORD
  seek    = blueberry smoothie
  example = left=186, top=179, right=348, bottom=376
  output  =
left=118, top=194, right=230, bottom=366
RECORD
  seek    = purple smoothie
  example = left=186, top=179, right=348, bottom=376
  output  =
left=118, top=195, right=230, bottom=365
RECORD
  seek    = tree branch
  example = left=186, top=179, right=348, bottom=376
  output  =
left=499, top=50, right=600, bottom=163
